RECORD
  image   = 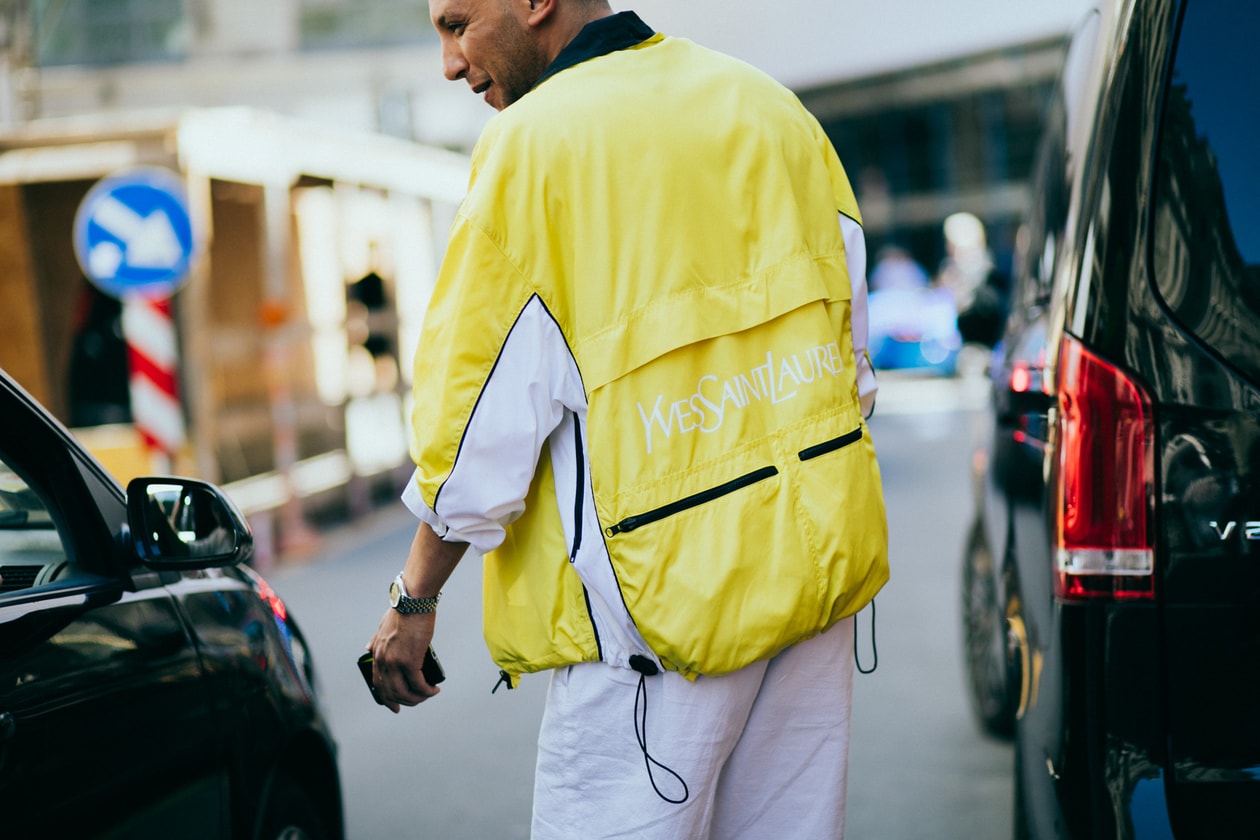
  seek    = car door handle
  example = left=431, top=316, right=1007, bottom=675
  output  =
left=0, top=711, right=15, bottom=741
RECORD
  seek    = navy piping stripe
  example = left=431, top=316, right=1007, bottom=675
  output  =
left=431, top=297, right=539, bottom=513
left=582, top=586, right=604, bottom=661
left=798, top=427, right=863, bottom=461
left=521, top=296, right=609, bottom=649
left=570, top=417, right=585, bottom=560
left=434, top=294, right=587, bottom=511
left=431, top=292, right=609, bottom=653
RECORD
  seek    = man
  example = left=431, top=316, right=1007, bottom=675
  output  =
left=367, top=1, right=889, bottom=837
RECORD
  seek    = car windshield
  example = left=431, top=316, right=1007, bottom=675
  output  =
left=0, top=464, right=55, bottom=528
left=1151, top=1, right=1260, bottom=386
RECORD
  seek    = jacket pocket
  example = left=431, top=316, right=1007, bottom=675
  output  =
left=603, top=465, right=779, bottom=537
left=798, top=426, right=863, bottom=461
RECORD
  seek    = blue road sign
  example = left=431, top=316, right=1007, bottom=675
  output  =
left=73, top=167, right=196, bottom=299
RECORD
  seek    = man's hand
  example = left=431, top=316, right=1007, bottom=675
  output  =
left=364, top=520, right=467, bottom=713
left=369, top=608, right=440, bottom=713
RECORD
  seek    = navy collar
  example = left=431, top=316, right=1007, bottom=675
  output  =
left=533, top=11, right=655, bottom=90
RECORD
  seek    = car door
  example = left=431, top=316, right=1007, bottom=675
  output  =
left=1146, top=3, right=1260, bottom=834
left=0, top=375, right=224, bottom=839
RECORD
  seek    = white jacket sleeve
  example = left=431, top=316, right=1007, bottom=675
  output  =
left=840, top=212, right=877, bottom=418
left=402, top=296, right=584, bottom=554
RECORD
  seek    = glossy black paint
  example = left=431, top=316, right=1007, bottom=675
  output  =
left=0, top=370, right=343, bottom=839
left=961, top=1, right=1260, bottom=837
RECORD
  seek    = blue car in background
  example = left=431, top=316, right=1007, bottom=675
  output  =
left=866, top=285, right=962, bottom=375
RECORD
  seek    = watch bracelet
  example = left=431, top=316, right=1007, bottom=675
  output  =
left=396, top=594, right=440, bottom=614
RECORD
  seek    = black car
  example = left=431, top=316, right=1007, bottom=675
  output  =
left=959, top=1, right=1259, bottom=837
left=0, top=368, right=343, bottom=839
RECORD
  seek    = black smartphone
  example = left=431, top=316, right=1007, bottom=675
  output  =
left=357, top=646, right=446, bottom=701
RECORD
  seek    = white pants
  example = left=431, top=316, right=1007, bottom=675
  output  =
left=532, top=616, right=856, bottom=840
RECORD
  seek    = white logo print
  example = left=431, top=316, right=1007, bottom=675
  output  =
left=636, top=343, right=844, bottom=454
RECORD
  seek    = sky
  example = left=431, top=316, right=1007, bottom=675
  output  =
left=615, top=1, right=1094, bottom=88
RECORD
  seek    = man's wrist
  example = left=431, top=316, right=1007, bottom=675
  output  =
left=389, top=572, right=441, bottom=614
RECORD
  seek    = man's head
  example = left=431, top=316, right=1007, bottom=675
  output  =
left=429, top=0, right=613, bottom=111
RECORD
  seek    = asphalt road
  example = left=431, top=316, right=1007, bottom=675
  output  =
left=848, top=373, right=1015, bottom=840
left=271, top=371, right=1014, bottom=840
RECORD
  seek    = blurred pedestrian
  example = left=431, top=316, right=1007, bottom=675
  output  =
left=941, top=213, right=1011, bottom=349
left=935, top=211, right=993, bottom=311
left=869, top=244, right=929, bottom=292
left=366, top=2, right=889, bottom=837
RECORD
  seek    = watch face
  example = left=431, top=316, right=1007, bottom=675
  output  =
left=389, top=580, right=402, bottom=608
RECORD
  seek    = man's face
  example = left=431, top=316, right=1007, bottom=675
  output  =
left=430, top=0, right=552, bottom=111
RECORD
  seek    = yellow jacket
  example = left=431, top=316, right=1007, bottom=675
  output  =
left=405, top=14, right=888, bottom=685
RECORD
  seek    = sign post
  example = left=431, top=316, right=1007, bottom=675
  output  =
left=73, top=167, right=196, bottom=471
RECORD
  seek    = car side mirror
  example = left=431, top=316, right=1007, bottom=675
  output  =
left=126, top=477, right=254, bottom=569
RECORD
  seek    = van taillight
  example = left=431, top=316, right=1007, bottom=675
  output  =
left=1053, top=336, right=1154, bottom=600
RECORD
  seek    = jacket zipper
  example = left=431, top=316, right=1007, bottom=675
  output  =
left=570, top=417, right=585, bottom=561
left=604, top=466, right=779, bottom=537
left=602, top=428, right=862, bottom=538
left=569, top=415, right=603, bottom=660
left=798, top=427, right=863, bottom=461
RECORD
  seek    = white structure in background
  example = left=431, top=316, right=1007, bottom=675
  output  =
left=0, top=0, right=1091, bottom=551
left=626, top=1, right=1092, bottom=88
left=0, top=0, right=1095, bottom=278
left=2, top=1, right=1091, bottom=151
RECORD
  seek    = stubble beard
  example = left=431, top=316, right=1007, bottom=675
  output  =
left=488, top=14, right=552, bottom=110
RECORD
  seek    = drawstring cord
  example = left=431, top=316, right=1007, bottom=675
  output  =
left=499, top=607, right=874, bottom=802
left=629, top=654, right=689, bottom=805
left=855, top=598, right=878, bottom=675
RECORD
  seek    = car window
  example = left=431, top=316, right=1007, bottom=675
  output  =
left=1011, top=9, right=1100, bottom=310
left=1152, top=1, right=1260, bottom=386
left=0, top=455, right=70, bottom=593
left=1014, top=102, right=1067, bottom=309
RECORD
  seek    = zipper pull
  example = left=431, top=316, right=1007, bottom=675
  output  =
left=605, top=516, right=639, bottom=537
left=491, top=670, right=514, bottom=694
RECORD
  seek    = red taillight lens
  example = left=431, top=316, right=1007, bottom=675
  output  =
left=255, top=576, right=289, bottom=621
left=1011, top=362, right=1032, bottom=393
left=1054, top=336, right=1154, bottom=600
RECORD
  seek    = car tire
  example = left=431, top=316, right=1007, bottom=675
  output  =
left=961, top=520, right=1017, bottom=738
left=258, top=773, right=329, bottom=840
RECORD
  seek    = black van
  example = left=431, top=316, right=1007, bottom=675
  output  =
left=959, top=1, right=1260, bottom=837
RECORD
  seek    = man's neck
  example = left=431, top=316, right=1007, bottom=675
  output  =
left=538, top=3, right=615, bottom=65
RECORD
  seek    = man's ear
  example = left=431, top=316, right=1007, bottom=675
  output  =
left=526, top=0, right=556, bottom=24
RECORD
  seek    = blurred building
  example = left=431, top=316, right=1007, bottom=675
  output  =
left=801, top=36, right=1068, bottom=281
left=2, top=1, right=1081, bottom=272
left=0, top=0, right=1081, bottom=555
left=0, top=0, right=478, bottom=145
left=0, top=1, right=472, bottom=562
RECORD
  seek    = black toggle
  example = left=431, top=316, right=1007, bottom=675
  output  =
left=491, top=670, right=514, bottom=694
left=629, top=654, right=659, bottom=676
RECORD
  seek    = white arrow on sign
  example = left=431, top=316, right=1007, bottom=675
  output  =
left=92, top=194, right=185, bottom=272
